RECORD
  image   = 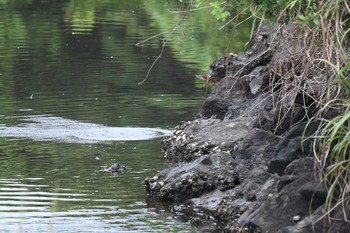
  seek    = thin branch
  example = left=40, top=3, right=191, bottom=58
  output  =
left=218, top=4, right=251, bottom=30
left=136, top=1, right=192, bottom=85
left=138, top=39, right=166, bottom=85
left=170, top=5, right=212, bottom=13
left=135, top=31, right=168, bottom=48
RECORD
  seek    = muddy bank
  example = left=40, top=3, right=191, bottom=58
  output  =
left=144, top=22, right=350, bottom=232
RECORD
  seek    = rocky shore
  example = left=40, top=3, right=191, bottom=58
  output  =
left=144, top=22, right=350, bottom=233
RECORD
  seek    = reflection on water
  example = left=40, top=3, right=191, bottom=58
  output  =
left=0, top=176, right=187, bottom=232
left=0, top=140, right=193, bottom=232
left=0, top=0, right=212, bottom=232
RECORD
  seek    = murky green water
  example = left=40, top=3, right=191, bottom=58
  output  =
left=0, top=0, right=251, bottom=232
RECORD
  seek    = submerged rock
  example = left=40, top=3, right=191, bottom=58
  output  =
left=101, top=163, right=126, bottom=176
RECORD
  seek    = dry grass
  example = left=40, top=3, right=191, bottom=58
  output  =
left=269, top=0, right=350, bottom=226
left=270, top=0, right=349, bottom=129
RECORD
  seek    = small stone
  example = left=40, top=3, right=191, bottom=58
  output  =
left=246, top=193, right=256, bottom=201
left=223, top=150, right=231, bottom=155
left=150, top=182, right=158, bottom=189
left=238, top=206, right=247, bottom=214
left=226, top=122, right=237, bottom=128
left=292, top=215, right=301, bottom=222
left=173, top=130, right=181, bottom=135
left=181, top=179, right=188, bottom=185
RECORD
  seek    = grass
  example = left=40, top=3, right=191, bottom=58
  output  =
left=267, top=0, right=350, bottom=225
left=270, top=0, right=349, bottom=125
left=309, top=98, right=350, bottom=218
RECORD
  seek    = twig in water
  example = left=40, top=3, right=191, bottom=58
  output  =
left=138, top=39, right=166, bottom=85
left=136, top=1, right=192, bottom=85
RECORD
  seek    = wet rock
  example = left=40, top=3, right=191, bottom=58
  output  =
left=144, top=152, right=239, bottom=201
left=101, top=163, right=126, bottom=176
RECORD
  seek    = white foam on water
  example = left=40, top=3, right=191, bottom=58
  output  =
left=0, top=115, right=171, bottom=143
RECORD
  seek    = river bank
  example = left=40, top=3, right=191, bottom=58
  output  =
left=144, top=22, right=350, bottom=233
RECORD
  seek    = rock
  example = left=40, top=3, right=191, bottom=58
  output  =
left=201, top=51, right=272, bottom=120
left=292, top=215, right=301, bottom=222
left=101, top=163, right=126, bottom=176
left=239, top=157, right=332, bottom=232
left=144, top=20, right=349, bottom=232
left=267, top=121, right=319, bottom=175
left=162, top=117, right=254, bottom=165
left=284, top=201, right=350, bottom=233
left=144, top=152, right=239, bottom=201
left=244, top=174, right=314, bottom=232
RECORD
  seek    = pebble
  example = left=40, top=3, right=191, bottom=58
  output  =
left=292, top=215, right=301, bottom=222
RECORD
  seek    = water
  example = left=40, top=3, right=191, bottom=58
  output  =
left=0, top=114, right=171, bottom=143
left=0, top=139, right=189, bottom=232
left=0, top=0, right=251, bottom=232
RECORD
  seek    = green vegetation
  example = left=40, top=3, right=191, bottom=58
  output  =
left=312, top=101, right=350, bottom=213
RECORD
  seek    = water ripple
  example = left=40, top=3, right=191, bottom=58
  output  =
left=0, top=114, right=171, bottom=143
